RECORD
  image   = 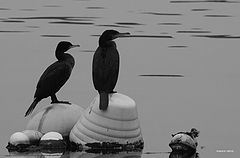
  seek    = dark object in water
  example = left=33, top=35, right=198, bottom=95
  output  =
left=169, top=128, right=199, bottom=152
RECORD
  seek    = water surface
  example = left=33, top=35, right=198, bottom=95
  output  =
left=0, top=0, right=240, bottom=157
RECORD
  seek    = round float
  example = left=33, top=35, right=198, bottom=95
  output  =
left=70, top=93, right=144, bottom=149
left=40, top=132, right=66, bottom=150
left=26, top=103, right=84, bottom=137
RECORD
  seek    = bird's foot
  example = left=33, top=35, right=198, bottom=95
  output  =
left=51, top=101, right=71, bottom=105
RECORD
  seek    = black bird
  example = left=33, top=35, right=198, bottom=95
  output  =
left=92, top=30, right=130, bottom=111
left=25, top=41, right=80, bottom=117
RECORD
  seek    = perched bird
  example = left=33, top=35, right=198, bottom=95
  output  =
left=25, top=41, right=80, bottom=117
left=92, top=30, right=130, bottom=111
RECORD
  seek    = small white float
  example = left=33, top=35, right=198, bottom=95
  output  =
left=7, top=130, right=43, bottom=151
left=9, top=130, right=43, bottom=146
left=26, top=103, right=84, bottom=137
left=169, top=128, right=199, bottom=152
left=40, top=132, right=66, bottom=150
left=70, top=93, right=144, bottom=150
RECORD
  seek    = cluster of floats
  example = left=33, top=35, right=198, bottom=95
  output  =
left=7, top=93, right=199, bottom=155
left=6, top=30, right=199, bottom=155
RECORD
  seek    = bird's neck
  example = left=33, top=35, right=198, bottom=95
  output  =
left=56, top=51, right=75, bottom=67
left=99, top=40, right=116, bottom=48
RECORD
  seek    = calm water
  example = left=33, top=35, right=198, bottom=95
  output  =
left=0, top=0, right=240, bottom=157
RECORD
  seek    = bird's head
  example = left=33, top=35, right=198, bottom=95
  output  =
left=99, top=30, right=130, bottom=47
left=56, top=41, right=80, bottom=53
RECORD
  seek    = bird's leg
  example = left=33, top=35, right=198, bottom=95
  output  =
left=51, top=94, right=71, bottom=105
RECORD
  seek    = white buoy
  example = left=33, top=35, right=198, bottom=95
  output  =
left=70, top=93, right=143, bottom=148
left=41, top=132, right=63, bottom=141
left=9, top=132, right=30, bottom=146
left=40, top=132, right=66, bottom=150
left=26, top=103, right=84, bottom=136
left=9, top=130, right=43, bottom=146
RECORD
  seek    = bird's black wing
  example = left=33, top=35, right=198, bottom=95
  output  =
left=35, top=61, right=72, bottom=98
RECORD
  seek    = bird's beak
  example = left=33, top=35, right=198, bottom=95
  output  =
left=113, top=32, right=131, bottom=39
left=70, top=44, right=80, bottom=49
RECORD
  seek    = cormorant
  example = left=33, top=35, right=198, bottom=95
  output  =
left=25, top=41, right=80, bottom=117
left=92, top=30, right=130, bottom=111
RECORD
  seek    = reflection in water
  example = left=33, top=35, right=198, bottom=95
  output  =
left=9, top=151, right=43, bottom=158
left=70, top=151, right=142, bottom=158
left=169, top=152, right=199, bottom=158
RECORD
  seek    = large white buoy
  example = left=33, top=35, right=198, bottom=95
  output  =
left=26, top=103, right=84, bottom=136
left=70, top=93, right=143, bottom=147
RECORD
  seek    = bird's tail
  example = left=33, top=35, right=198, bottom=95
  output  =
left=25, top=98, right=40, bottom=117
left=99, top=92, right=109, bottom=111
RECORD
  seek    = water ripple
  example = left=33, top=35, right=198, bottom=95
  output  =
left=0, top=8, right=10, bottom=10
left=91, top=34, right=173, bottom=38
left=1, top=20, right=25, bottom=23
left=43, top=5, right=62, bottom=8
left=192, top=34, right=240, bottom=39
left=170, top=0, right=240, bottom=3
left=141, top=12, right=182, bottom=16
left=177, top=30, right=211, bottom=33
left=0, top=30, right=29, bottom=33
left=168, top=45, right=188, bottom=48
left=95, top=24, right=132, bottom=28
left=191, top=9, right=211, bottom=11
left=158, top=23, right=182, bottom=26
left=115, top=22, right=144, bottom=26
left=41, top=34, right=71, bottom=38
left=204, top=14, right=233, bottom=17
left=49, top=21, right=94, bottom=25
left=9, top=16, right=100, bottom=21
left=139, top=74, right=184, bottom=77
left=86, top=7, right=105, bottom=9
left=20, top=9, right=37, bottom=11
